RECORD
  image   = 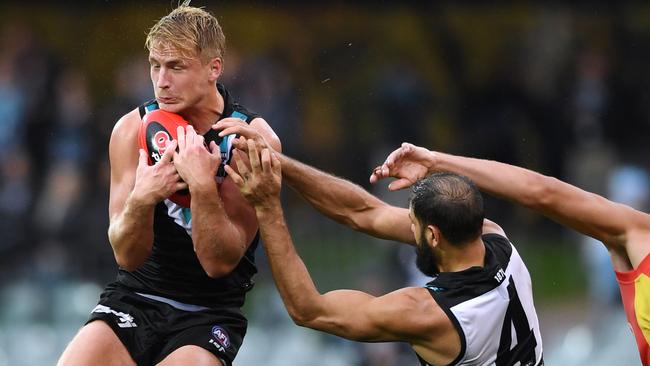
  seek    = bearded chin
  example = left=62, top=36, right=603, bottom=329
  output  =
left=415, top=233, right=440, bottom=277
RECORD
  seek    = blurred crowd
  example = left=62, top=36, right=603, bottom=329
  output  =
left=0, top=2, right=649, bottom=365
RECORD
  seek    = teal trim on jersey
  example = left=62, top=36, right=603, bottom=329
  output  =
left=145, top=103, right=159, bottom=112
left=181, top=207, right=192, bottom=224
left=219, top=134, right=234, bottom=153
left=230, top=111, right=248, bottom=121
left=425, top=285, right=444, bottom=292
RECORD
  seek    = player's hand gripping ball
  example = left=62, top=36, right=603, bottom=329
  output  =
left=138, top=109, right=192, bottom=207
left=137, top=109, right=236, bottom=207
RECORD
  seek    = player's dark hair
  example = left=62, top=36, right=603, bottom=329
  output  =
left=409, top=173, right=484, bottom=246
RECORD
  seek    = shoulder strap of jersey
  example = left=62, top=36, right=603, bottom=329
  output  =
left=230, top=110, right=251, bottom=122
left=138, top=99, right=160, bottom=119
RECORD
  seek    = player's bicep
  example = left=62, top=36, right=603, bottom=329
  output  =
left=108, top=110, right=140, bottom=220
left=310, top=288, right=428, bottom=343
left=366, top=205, right=416, bottom=245
left=541, top=178, right=649, bottom=247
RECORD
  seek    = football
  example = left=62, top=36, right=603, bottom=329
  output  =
left=138, top=109, right=192, bottom=207
left=137, top=109, right=237, bottom=208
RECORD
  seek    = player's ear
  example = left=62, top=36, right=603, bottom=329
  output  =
left=428, top=225, right=440, bottom=249
left=207, top=57, right=222, bottom=81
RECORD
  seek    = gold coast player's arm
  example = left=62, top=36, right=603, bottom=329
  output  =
left=190, top=118, right=282, bottom=278
left=107, top=110, right=160, bottom=270
left=420, top=149, right=650, bottom=267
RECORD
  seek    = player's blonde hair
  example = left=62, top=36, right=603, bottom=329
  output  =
left=145, top=1, right=225, bottom=63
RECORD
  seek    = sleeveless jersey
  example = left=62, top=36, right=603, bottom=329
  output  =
left=418, top=234, right=544, bottom=366
left=115, top=83, right=261, bottom=308
left=616, top=252, right=650, bottom=366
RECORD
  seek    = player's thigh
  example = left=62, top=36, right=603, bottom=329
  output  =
left=156, top=345, right=223, bottom=366
left=57, top=320, right=136, bottom=366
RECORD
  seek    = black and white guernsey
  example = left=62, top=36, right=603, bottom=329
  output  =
left=418, top=234, right=543, bottom=366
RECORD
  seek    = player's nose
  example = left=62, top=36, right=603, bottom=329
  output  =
left=156, top=68, right=171, bottom=89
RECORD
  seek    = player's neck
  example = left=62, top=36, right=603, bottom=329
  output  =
left=436, top=239, right=486, bottom=273
left=182, top=87, right=224, bottom=134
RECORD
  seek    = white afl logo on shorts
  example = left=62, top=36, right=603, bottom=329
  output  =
left=211, top=325, right=230, bottom=349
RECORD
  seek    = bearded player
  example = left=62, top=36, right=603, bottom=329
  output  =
left=371, top=142, right=650, bottom=365
left=57, top=4, right=280, bottom=366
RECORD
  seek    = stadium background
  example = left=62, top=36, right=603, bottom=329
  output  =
left=0, top=1, right=646, bottom=365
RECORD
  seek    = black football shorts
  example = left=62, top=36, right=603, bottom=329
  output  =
left=86, top=284, right=247, bottom=366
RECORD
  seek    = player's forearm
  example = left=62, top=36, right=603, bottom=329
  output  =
left=190, top=186, right=247, bottom=278
left=256, top=201, right=325, bottom=325
left=433, top=152, right=620, bottom=240
left=279, top=154, right=391, bottom=236
left=434, top=152, right=548, bottom=209
left=107, top=195, right=155, bottom=271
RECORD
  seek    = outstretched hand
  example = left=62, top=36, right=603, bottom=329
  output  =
left=369, top=142, right=435, bottom=191
left=225, top=138, right=282, bottom=210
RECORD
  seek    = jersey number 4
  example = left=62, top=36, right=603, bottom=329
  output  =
left=495, top=277, right=538, bottom=366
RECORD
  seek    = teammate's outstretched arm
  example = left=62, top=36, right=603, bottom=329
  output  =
left=371, top=142, right=650, bottom=268
left=215, top=120, right=415, bottom=245
left=224, top=141, right=442, bottom=354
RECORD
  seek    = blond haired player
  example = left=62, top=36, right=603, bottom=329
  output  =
left=57, top=4, right=280, bottom=366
